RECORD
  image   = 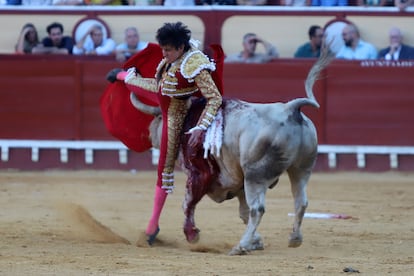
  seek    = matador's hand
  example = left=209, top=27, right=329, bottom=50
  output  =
left=106, top=68, right=123, bottom=83
left=187, top=128, right=205, bottom=149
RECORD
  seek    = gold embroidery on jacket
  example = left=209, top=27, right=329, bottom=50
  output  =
left=125, top=77, right=158, bottom=93
left=162, top=97, right=190, bottom=187
left=194, top=70, right=222, bottom=129
left=160, top=49, right=216, bottom=97
left=181, top=50, right=215, bottom=78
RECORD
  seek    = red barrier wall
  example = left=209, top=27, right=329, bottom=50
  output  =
left=1, top=56, right=413, bottom=170
left=325, top=60, right=414, bottom=145
left=223, top=59, right=414, bottom=146
left=0, top=55, right=116, bottom=140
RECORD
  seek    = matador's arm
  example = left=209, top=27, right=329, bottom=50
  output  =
left=193, top=70, right=223, bottom=130
left=124, top=68, right=158, bottom=93
left=119, top=68, right=159, bottom=104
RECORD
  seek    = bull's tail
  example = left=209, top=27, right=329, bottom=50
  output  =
left=304, top=45, right=335, bottom=108
left=287, top=98, right=320, bottom=111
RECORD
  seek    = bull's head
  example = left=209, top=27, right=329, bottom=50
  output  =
left=129, top=93, right=162, bottom=149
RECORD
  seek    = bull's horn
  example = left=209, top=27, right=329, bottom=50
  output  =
left=129, top=92, right=161, bottom=116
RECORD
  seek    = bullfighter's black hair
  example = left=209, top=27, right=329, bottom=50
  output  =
left=156, top=21, right=191, bottom=52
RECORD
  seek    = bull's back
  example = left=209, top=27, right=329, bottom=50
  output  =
left=222, top=100, right=317, bottom=183
left=223, top=100, right=316, bottom=149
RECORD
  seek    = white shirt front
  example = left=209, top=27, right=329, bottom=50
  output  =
left=73, top=36, right=116, bottom=55
left=385, top=46, right=401, bottom=61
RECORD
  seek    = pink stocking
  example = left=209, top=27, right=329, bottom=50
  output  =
left=146, top=184, right=168, bottom=235
left=145, top=90, right=171, bottom=237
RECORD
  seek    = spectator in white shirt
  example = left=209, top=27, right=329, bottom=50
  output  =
left=115, top=27, right=148, bottom=62
left=72, top=24, right=116, bottom=56
left=336, top=23, right=377, bottom=60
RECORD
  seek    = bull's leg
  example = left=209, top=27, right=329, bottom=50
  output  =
left=237, top=191, right=263, bottom=250
left=182, top=169, right=211, bottom=243
left=287, top=168, right=311, bottom=248
left=237, top=190, right=249, bottom=224
left=229, top=181, right=267, bottom=255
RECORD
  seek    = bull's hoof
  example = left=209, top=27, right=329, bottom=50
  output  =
left=288, top=233, right=303, bottom=248
left=184, top=227, right=200, bottom=244
left=228, top=245, right=250, bottom=256
left=146, top=227, right=160, bottom=246
left=252, top=239, right=264, bottom=251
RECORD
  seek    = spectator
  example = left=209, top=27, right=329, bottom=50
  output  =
left=115, top=27, right=148, bottom=62
left=357, top=0, right=387, bottom=6
left=280, top=0, right=310, bottom=5
left=378, top=27, right=414, bottom=60
left=294, top=25, right=324, bottom=58
left=311, top=0, right=347, bottom=5
left=395, top=0, right=414, bottom=11
left=225, top=33, right=279, bottom=63
left=15, top=23, right=40, bottom=54
left=72, top=24, right=116, bottom=56
left=336, top=23, right=377, bottom=60
left=32, top=22, right=74, bottom=54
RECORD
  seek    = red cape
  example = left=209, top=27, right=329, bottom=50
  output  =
left=100, top=43, right=162, bottom=152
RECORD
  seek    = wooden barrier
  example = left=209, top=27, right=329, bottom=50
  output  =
left=0, top=55, right=116, bottom=140
left=0, top=55, right=413, bottom=171
left=224, top=59, right=414, bottom=146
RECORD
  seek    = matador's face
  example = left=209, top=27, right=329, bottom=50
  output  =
left=161, top=44, right=185, bottom=64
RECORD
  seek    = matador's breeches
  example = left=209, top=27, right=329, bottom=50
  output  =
left=158, top=97, right=190, bottom=190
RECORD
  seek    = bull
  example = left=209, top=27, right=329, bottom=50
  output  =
left=130, top=49, right=333, bottom=255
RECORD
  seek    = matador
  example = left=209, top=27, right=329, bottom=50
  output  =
left=104, top=22, right=223, bottom=245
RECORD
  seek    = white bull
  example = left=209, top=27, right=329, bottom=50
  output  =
left=130, top=49, right=333, bottom=255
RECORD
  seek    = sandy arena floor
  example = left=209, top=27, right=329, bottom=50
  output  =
left=0, top=170, right=413, bottom=275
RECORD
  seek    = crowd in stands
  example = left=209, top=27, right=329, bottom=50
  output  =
left=1, top=0, right=413, bottom=7
left=33, top=22, right=74, bottom=54
left=15, top=21, right=148, bottom=61
left=226, top=23, right=414, bottom=62
left=14, top=19, right=414, bottom=62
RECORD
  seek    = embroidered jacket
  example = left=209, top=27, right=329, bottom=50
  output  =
left=125, top=47, right=222, bottom=130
